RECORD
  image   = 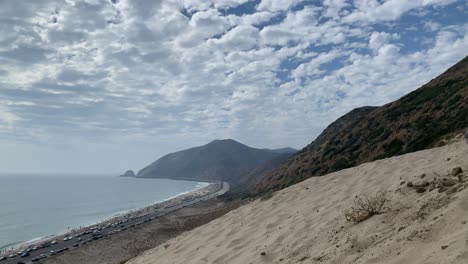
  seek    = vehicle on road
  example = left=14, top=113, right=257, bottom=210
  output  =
left=31, top=254, right=47, bottom=262
left=0, top=256, right=6, bottom=261
left=40, top=242, right=50, bottom=248
left=20, top=252, right=29, bottom=258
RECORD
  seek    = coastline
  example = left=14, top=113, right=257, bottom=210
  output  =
left=1, top=181, right=225, bottom=258
left=42, top=181, right=235, bottom=264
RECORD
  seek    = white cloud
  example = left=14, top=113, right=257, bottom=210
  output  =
left=0, top=105, right=21, bottom=125
left=343, top=0, right=457, bottom=24
left=214, top=0, right=250, bottom=9
left=423, top=20, right=442, bottom=31
left=0, top=0, right=466, bottom=174
left=208, top=25, right=259, bottom=51
left=257, top=0, right=302, bottom=12
left=368, top=31, right=400, bottom=51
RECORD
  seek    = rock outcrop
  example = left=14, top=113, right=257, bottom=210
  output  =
left=120, top=170, right=136, bottom=177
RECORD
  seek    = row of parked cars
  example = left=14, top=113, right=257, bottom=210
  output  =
left=0, top=240, right=59, bottom=262
left=0, top=211, right=160, bottom=263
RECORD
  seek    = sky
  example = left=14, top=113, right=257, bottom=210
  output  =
left=0, top=0, right=467, bottom=175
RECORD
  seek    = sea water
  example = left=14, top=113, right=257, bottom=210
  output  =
left=0, top=175, right=207, bottom=251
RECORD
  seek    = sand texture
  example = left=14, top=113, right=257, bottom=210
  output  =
left=128, top=139, right=468, bottom=264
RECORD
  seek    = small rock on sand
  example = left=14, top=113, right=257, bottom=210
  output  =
left=416, top=187, right=426, bottom=193
left=451, top=167, right=463, bottom=176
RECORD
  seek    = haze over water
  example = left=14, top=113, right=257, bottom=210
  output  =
left=0, top=175, right=206, bottom=251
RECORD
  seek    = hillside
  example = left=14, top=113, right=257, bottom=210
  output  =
left=254, top=55, right=468, bottom=194
left=137, top=139, right=296, bottom=184
left=127, top=139, right=468, bottom=264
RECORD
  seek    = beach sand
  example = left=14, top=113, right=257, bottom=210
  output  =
left=127, top=138, right=468, bottom=264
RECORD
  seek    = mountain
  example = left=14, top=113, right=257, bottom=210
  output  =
left=235, top=153, right=293, bottom=187
left=265, top=147, right=298, bottom=154
left=254, top=55, right=468, bottom=194
left=120, top=170, right=136, bottom=177
left=137, top=139, right=296, bottom=184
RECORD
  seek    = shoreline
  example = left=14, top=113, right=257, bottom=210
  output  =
left=1, top=181, right=224, bottom=256
left=44, top=181, right=238, bottom=264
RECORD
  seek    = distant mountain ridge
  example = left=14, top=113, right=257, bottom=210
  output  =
left=254, top=55, right=468, bottom=194
left=137, top=139, right=296, bottom=184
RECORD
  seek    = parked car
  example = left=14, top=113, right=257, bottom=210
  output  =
left=20, top=252, right=29, bottom=258
left=40, top=243, right=50, bottom=248
left=0, top=256, right=6, bottom=261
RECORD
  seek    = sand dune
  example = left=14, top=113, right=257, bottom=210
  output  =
left=127, top=139, right=468, bottom=264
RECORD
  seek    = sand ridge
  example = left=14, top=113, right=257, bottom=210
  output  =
left=128, top=139, right=468, bottom=264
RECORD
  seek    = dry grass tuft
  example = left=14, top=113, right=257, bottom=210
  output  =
left=344, top=190, right=387, bottom=223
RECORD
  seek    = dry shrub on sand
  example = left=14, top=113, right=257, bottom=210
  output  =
left=344, top=190, right=387, bottom=223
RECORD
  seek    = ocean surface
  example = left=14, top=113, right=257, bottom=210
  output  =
left=0, top=175, right=207, bottom=251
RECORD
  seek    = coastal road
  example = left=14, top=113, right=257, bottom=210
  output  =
left=1, top=182, right=229, bottom=264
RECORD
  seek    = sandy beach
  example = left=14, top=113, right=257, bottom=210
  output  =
left=126, top=138, right=468, bottom=264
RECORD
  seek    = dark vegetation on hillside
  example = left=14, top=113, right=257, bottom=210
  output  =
left=254, top=55, right=468, bottom=194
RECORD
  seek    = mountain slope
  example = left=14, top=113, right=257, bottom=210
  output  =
left=127, top=139, right=468, bottom=264
left=255, top=55, right=468, bottom=194
left=137, top=139, right=296, bottom=184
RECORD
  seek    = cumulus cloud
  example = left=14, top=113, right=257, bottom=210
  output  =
left=342, top=0, right=458, bottom=23
left=368, top=31, right=400, bottom=51
left=257, top=0, right=302, bottom=12
left=0, top=0, right=466, bottom=174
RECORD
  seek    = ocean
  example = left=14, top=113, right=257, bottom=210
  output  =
left=0, top=175, right=207, bottom=251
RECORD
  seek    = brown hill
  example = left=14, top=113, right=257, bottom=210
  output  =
left=254, top=55, right=468, bottom=194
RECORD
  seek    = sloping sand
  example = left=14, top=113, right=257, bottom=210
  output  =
left=127, top=139, right=468, bottom=264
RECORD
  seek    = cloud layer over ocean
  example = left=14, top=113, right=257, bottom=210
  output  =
left=0, top=0, right=467, bottom=174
